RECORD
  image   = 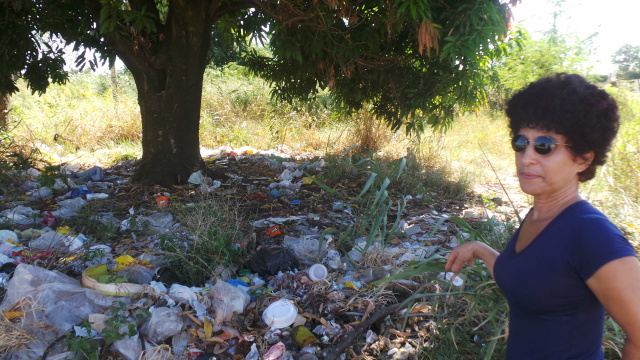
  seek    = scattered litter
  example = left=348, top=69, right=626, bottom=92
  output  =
left=0, top=145, right=502, bottom=360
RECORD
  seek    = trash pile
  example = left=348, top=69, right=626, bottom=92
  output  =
left=0, top=145, right=503, bottom=360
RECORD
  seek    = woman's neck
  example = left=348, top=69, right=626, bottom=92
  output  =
left=531, top=189, right=582, bottom=222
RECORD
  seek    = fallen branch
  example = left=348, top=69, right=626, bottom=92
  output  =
left=324, top=302, right=404, bottom=360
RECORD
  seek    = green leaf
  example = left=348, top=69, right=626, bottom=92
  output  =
left=303, top=171, right=339, bottom=196
left=356, top=172, right=377, bottom=199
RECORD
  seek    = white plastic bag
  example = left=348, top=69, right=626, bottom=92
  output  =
left=0, top=264, right=122, bottom=358
left=140, top=307, right=184, bottom=343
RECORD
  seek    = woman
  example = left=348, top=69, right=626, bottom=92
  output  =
left=445, top=73, right=640, bottom=359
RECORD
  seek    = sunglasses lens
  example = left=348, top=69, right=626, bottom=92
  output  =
left=512, top=135, right=527, bottom=152
left=534, top=136, right=555, bottom=155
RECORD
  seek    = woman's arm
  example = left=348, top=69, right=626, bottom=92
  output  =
left=586, top=256, right=640, bottom=359
left=445, top=241, right=500, bottom=278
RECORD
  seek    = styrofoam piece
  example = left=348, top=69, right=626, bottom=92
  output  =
left=262, top=299, right=298, bottom=329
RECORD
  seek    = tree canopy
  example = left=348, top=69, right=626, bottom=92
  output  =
left=612, top=44, right=640, bottom=80
left=491, top=27, right=594, bottom=103
left=1, top=0, right=517, bottom=185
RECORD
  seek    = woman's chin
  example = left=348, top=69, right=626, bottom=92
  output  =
left=518, top=182, right=541, bottom=197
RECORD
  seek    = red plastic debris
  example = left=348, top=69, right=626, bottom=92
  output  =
left=156, top=196, right=169, bottom=207
left=41, top=211, right=56, bottom=227
left=247, top=193, right=264, bottom=200
left=12, top=249, right=55, bottom=263
left=266, top=225, right=282, bottom=237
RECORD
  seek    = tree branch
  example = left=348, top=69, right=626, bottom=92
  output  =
left=324, top=302, right=405, bottom=360
left=211, top=0, right=256, bottom=19
left=129, top=0, right=163, bottom=29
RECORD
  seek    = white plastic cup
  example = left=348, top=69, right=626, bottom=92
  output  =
left=308, top=264, right=328, bottom=282
left=438, top=272, right=465, bottom=287
left=262, top=299, right=298, bottom=329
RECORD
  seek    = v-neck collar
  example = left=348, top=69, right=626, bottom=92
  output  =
left=512, top=200, right=586, bottom=256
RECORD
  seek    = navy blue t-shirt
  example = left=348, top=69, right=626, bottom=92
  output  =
left=494, top=200, right=636, bottom=360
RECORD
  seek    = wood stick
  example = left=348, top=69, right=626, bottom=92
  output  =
left=324, top=303, right=404, bottom=360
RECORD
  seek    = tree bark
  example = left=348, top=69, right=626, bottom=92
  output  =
left=122, top=0, right=214, bottom=186
left=0, top=92, right=9, bottom=129
left=110, top=65, right=118, bottom=104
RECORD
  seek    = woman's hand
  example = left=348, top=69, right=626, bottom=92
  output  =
left=445, top=241, right=500, bottom=278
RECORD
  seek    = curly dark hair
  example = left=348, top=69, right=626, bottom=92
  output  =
left=505, top=73, right=619, bottom=182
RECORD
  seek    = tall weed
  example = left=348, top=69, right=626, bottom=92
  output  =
left=583, top=89, right=640, bottom=243
left=8, top=71, right=141, bottom=164
left=159, top=194, right=246, bottom=286
left=309, top=154, right=407, bottom=259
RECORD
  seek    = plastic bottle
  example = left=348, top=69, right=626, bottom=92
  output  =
left=292, top=325, right=320, bottom=348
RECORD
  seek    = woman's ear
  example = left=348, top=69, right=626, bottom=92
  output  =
left=578, top=151, right=595, bottom=171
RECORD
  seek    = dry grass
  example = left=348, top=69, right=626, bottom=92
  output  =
left=0, top=316, right=35, bottom=356
left=139, top=344, right=173, bottom=360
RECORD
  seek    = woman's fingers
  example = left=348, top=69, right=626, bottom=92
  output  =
left=445, top=252, right=457, bottom=271
left=445, top=242, right=476, bottom=272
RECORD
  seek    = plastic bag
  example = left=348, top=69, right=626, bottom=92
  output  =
left=110, top=331, right=142, bottom=360
left=0, top=264, right=122, bottom=358
left=283, top=235, right=326, bottom=267
left=0, top=229, right=19, bottom=244
left=169, top=284, right=207, bottom=317
left=58, top=197, right=87, bottom=213
left=248, top=246, right=298, bottom=276
left=29, top=231, right=83, bottom=251
left=117, top=264, right=156, bottom=284
left=206, top=281, right=250, bottom=325
left=134, top=212, right=174, bottom=232
left=140, top=307, right=184, bottom=343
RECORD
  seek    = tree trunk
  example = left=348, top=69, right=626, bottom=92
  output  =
left=124, top=1, right=214, bottom=186
left=132, top=73, right=205, bottom=186
left=0, top=92, right=9, bottom=129
left=110, top=65, right=118, bottom=104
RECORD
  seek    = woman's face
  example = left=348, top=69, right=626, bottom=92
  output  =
left=514, top=127, right=592, bottom=200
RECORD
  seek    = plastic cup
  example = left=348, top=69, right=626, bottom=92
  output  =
left=262, top=299, right=298, bottom=329
left=308, top=264, right=328, bottom=282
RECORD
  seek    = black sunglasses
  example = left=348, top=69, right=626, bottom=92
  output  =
left=511, top=134, right=571, bottom=155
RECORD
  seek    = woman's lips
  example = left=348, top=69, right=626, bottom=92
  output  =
left=519, top=172, right=540, bottom=180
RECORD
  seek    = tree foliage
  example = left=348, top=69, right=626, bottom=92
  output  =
left=0, top=1, right=69, bottom=95
left=491, top=6, right=595, bottom=106
left=246, top=0, right=516, bottom=131
left=1, top=0, right=517, bottom=185
left=612, top=44, right=640, bottom=80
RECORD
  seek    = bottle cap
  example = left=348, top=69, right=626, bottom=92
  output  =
left=308, top=264, right=328, bottom=282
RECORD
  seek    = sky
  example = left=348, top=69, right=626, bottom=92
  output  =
left=510, top=0, right=640, bottom=74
